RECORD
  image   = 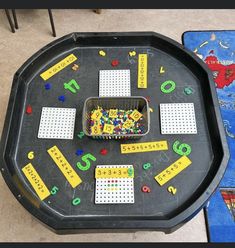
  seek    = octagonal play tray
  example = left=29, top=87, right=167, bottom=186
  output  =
left=0, top=32, right=229, bottom=233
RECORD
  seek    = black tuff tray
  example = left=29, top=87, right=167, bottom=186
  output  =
left=0, top=32, right=229, bottom=233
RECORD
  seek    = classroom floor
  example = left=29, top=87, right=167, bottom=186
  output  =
left=0, top=9, right=234, bottom=242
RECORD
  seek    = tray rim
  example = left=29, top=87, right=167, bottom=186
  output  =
left=0, top=31, right=230, bottom=233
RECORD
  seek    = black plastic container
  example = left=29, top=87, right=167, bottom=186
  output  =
left=0, top=32, right=229, bottom=233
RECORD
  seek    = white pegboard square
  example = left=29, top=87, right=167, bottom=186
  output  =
left=95, top=165, right=134, bottom=204
left=38, top=107, right=76, bottom=139
left=99, top=69, right=131, bottom=97
left=160, top=103, right=197, bottom=134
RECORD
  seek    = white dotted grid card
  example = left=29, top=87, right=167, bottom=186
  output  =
left=38, top=107, right=76, bottom=139
left=160, top=103, right=197, bottom=134
left=95, top=165, right=134, bottom=204
left=99, top=69, right=131, bottom=97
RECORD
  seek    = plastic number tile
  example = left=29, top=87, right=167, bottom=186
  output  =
left=130, top=110, right=142, bottom=121
left=99, top=69, right=131, bottom=97
left=103, top=124, right=114, bottom=134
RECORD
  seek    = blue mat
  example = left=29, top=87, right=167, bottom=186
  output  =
left=182, top=30, right=235, bottom=242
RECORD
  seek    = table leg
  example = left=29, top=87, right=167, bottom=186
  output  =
left=12, top=9, right=19, bottom=29
left=4, top=9, right=15, bottom=33
left=48, top=9, right=56, bottom=37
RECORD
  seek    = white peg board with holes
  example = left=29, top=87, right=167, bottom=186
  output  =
left=38, top=107, right=76, bottom=139
left=160, top=103, right=197, bottom=134
left=99, top=69, right=131, bottom=97
left=95, top=165, right=134, bottom=204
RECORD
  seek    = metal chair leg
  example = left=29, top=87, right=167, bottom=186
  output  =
left=12, top=9, right=19, bottom=29
left=48, top=9, right=56, bottom=37
left=4, top=9, right=15, bottom=33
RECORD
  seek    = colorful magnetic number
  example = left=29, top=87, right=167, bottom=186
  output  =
left=50, top=186, right=59, bottom=195
left=173, top=140, right=191, bottom=156
left=160, top=80, right=176, bottom=93
left=76, top=153, right=96, bottom=171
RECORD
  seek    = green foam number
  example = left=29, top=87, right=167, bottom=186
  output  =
left=72, top=197, right=81, bottom=206
left=77, top=131, right=84, bottom=139
left=50, top=186, right=59, bottom=195
left=161, top=80, right=176, bottom=93
left=76, top=153, right=96, bottom=171
left=184, top=87, right=194, bottom=95
left=173, top=140, right=191, bottom=156
left=128, top=168, right=134, bottom=177
left=143, top=163, right=152, bottom=170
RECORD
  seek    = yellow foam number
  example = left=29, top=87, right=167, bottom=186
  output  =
left=47, top=146, right=82, bottom=188
left=91, top=109, right=102, bottom=121
left=109, top=109, right=118, bottom=118
left=103, top=124, right=114, bottom=134
left=95, top=167, right=134, bottom=179
left=22, top=163, right=50, bottom=201
left=40, top=54, right=77, bottom=81
left=130, top=110, right=142, bottom=121
left=155, top=156, right=192, bottom=186
left=138, top=54, right=147, bottom=88
left=91, top=125, right=102, bottom=135
left=123, top=119, right=134, bottom=129
left=121, top=141, right=168, bottom=154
